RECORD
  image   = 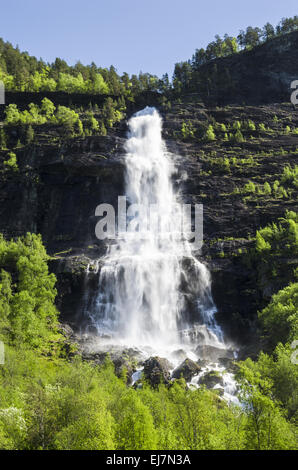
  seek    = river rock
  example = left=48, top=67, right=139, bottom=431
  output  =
left=143, top=357, right=172, bottom=387
left=171, top=358, right=201, bottom=381
left=199, top=370, right=224, bottom=389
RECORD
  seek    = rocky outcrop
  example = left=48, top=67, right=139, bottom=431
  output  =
left=199, top=370, right=224, bottom=389
left=171, top=358, right=201, bottom=381
left=143, top=357, right=172, bottom=387
left=80, top=345, right=145, bottom=385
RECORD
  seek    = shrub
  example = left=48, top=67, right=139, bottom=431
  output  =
left=3, top=152, right=18, bottom=171
left=204, top=125, right=216, bottom=141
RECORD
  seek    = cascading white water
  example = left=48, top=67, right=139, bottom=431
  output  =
left=90, top=107, right=223, bottom=351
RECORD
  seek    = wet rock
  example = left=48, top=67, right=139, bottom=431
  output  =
left=143, top=357, right=172, bottom=387
left=112, top=357, right=134, bottom=385
left=197, top=358, right=209, bottom=368
left=82, top=351, right=108, bottom=365
left=171, top=358, right=201, bottom=381
left=81, top=349, right=135, bottom=385
left=199, top=370, right=224, bottom=389
left=195, top=344, right=234, bottom=362
left=218, top=357, right=238, bottom=373
left=121, top=348, right=145, bottom=365
left=60, top=322, right=75, bottom=339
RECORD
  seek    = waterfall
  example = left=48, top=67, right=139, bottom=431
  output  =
left=89, top=107, right=223, bottom=351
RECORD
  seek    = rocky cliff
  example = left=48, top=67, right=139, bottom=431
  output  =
left=0, top=97, right=297, bottom=352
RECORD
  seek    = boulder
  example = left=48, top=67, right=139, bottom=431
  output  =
left=199, top=370, right=224, bottom=389
left=143, top=357, right=172, bottom=387
left=171, top=358, right=201, bottom=381
left=112, top=357, right=134, bottom=385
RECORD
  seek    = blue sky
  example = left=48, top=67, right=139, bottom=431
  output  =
left=1, top=1, right=297, bottom=78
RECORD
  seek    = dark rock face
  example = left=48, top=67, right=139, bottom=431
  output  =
left=195, top=345, right=234, bottom=363
left=143, top=357, right=172, bottom=387
left=171, top=358, right=201, bottom=381
left=199, top=371, right=224, bottom=389
left=0, top=135, right=125, bottom=249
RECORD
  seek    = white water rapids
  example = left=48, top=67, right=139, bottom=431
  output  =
left=86, top=107, right=238, bottom=403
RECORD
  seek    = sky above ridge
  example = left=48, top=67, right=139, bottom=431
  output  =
left=1, top=0, right=297, bottom=77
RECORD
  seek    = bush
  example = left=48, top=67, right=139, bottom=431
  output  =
left=3, top=152, right=18, bottom=171
left=204, top=125, right=216, bottom=141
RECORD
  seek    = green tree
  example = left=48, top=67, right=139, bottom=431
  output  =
left=114, top=390, right=158, bottom=450
left=259, top=283, right=298, bottom=349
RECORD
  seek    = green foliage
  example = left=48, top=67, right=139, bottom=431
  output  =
left=0, top=233, right=62, bottom=353
left=237, top=340, right=298, bottom=423
left=236, top=360, right=296, bottom=449
left=284, top=125, right=291, bottom=135
left=281, top=165, right=298, bottom=189
left=263, top=182, right=272, bottom=195
left=233, top=121, right=241, bottom=130
left=55, top=106, right=83, bottom=136
left=3, top=152, right=18, bottom=171
left=40, top=97, right=56, bottom=119
left=255, top=231, right=271, bottom=252
left=245, top=212, right=298, bottom=302
left=204, top=125, right=216, bottom=141
left=254, top=211, right=298, bottom=259
left=102, top=98, right=124, bottom=128
left=181, top=121, right=195, bottom=140
left=258, top=283, right=298, bottom=349
left=244, top=181, right=256, bottom=193
left=246, top=120, right=256, bottom=131
left=258, top=123, right=266, bottom=132
left=233, top=129, right=244, bottom=143
left=85, top=112, right=100, bottom=134
left=0, top=229, right=294, bottom=451
left=115, top=389, right=158, bottom=449
left=5, top=98, right=56, bottom=126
